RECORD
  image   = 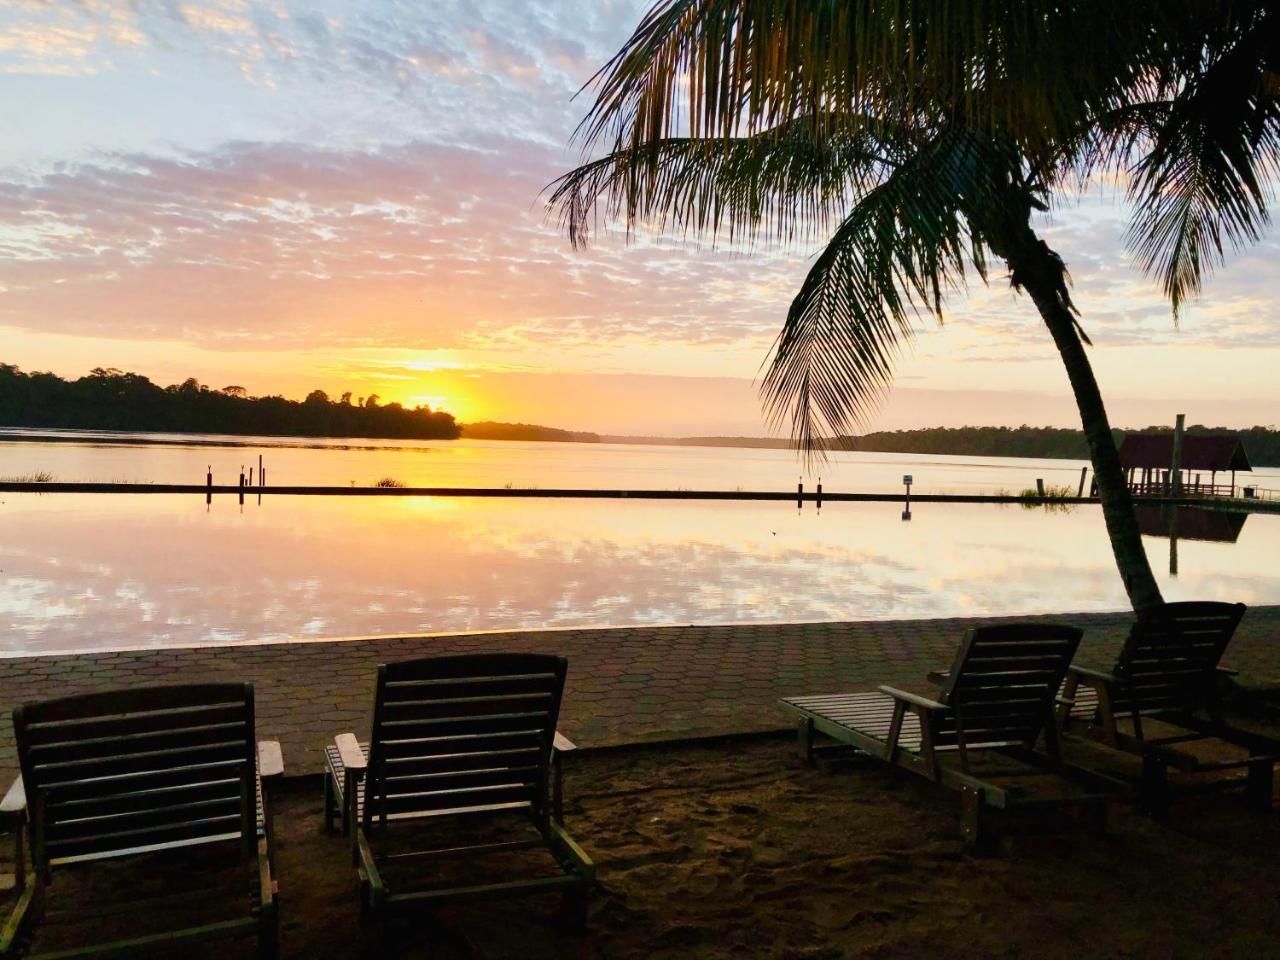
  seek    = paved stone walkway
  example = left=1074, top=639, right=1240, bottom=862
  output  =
left=0, top=607, right=1276, bottom=779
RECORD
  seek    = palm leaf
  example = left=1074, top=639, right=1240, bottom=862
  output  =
left=547, top=114, right=908, bottom=249
left=1125, top=18, right=1280, bottom=316
left=761, top=129, right=1004, bottom=455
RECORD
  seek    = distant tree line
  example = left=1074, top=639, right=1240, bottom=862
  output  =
left=841, top=425, right=1280, bottom=467
left=461, top=421, right=600, bottom=443
left=0, top=365, right=460, bottom=440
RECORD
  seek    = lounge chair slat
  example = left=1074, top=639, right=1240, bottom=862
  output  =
left=45, top=794, right=242, bottom=845
left=373, top=785, right=536, bottom=817
left=380, top=714, right=550, bottom=739
left=27, top=722, right=251, bottom=765
left=379, top=731, right=545, bottom=762
left=382, top=748, right=544, bottom=778
left=384, top=701, right=555, bottom=721
left=21, top=705, right=252, bottom=746
left=19, top=686, right=251, bottom=725
left=383, top=767, right=541, bottom=795
left=49, top=779, right=246, bottom=819
left=30, top=741, right=251, bottom=785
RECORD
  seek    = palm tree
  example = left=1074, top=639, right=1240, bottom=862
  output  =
left=551, top=0, right=1278, bottom=612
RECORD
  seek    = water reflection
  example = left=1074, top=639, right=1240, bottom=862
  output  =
left=0, top=493, right=1276, bottom=654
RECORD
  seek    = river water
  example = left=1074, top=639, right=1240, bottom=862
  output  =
left=2, top=430, right=1276, bottom=654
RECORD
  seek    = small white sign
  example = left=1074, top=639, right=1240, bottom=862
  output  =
left=903, top=474, right=913, bottom=485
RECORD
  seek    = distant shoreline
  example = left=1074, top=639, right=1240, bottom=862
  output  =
left=5, top=423, right=1277, bottom=467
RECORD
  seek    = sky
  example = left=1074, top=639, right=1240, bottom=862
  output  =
left=0, top=1, right=1277, bottom=437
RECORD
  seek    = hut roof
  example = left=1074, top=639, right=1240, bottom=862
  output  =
left=1118, top=433, right=1251, bottom=472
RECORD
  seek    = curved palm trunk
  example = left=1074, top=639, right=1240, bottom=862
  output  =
left=1005, top=230, right=1164, bottom=613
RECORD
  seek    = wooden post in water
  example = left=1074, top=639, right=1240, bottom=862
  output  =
left=816, top=477, right=823, bottom=511
left=1077, top=467, right=1088, bottom=498
left=206, top=465, right=212, bottom=507
left=238, top=466, right=245, bottom=506
left=1036, top=478, right=1045, bottom=497
left=797, top=478, right=803, bottom=510
left=1170, top=414, right=1185, bottom=496
left=259, top=454, right=264, bottom=489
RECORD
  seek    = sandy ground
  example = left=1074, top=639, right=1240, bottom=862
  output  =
left=9, top=734, right=1280, bottom=959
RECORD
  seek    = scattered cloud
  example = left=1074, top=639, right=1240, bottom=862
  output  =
left=0, top=0, right=1275, bottom=432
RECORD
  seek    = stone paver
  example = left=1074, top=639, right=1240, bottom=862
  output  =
left=0, top=607, right=1276, bottom=779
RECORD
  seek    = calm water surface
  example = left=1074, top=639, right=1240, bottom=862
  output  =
left=1, top=428, right=1137, bottom=494
left=2, top=487, right=1276, bottom=654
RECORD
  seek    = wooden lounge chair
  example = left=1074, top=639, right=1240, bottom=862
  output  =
left=324, top=653, right=593, bottom=938
left=1060, top=601, right=1277, bottom=818
left=2, top=683, right=282, bottom=958
left=780, top=624, right=1125, bottom=849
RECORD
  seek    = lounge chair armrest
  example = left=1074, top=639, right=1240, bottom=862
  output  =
left=257, top=740, right=284, bottom=780
left=553, top=731, right=577, bottom=754
left=1, top=774, right=25, bottom=819
left=1068, top=665, right=1119, bottom=686
left=925, top=669, right=949, bottom=685
left=1215, top=666, right=1239, bottom=678
left=878, top=685, right=948, bottom=713
left=334, top=733, right=367, bottom=773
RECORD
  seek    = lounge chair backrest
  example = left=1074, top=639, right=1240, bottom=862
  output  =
left=13, top=683, right=257, bottom=869
left=364, top=653, right=567, bottom=827
left=1114, top=601, right=1245, bottom=716
left=936, top=624, right=1082, bottom=748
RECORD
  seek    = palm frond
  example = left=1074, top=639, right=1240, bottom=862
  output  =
left=761, top=130, right=1003, bottom=455
left=1126, top=22, right=1280, bottom=316
left=575, top=0, right=1175, bottom=159
left=546, top=115, right=908, bottom=249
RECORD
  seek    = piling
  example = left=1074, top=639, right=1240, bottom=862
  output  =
left=1170, top=413, right=1186, bottom=496
left=1077, top=467, right=1088, bottom=498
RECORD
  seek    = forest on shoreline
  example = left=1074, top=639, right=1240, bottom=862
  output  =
left=3, top=364, right=1276, bottom=466
left=0, top=365, right=460, bottom=440
left=613, top=425, right=1280, bottom=467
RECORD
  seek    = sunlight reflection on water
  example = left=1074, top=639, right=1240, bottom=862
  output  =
left=1, top=491, right=1276, bottom=654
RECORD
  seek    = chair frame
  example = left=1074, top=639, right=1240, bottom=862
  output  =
left=1, top=684, right=282, bottom=958
left=325, top=653, right=593, bottom=940
left=783, top=624, right=1126, bottom=849
left=1061, top=601, right=1277, bottom=817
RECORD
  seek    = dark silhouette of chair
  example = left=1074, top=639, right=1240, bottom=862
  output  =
left=323, top=653, right=593, bottom=940
left=3, top=683, right=281, bottom=957
left=781, top=623, right=1125, bottom=849
left=1061, top=601, right=1277, bottom=817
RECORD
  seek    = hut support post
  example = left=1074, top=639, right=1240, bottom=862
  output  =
left=1170, top=414, right=1185, bottom=497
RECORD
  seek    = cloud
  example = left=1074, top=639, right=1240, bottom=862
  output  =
left=0, top=0, right=1275, bottom=421
left=0, top=135, right=803, bottom=355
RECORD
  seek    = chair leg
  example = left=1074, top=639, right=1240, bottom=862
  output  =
left=960, top=788, right=999, bottom=853
left=1245, top=759, right=1273, bottom=811
left=559, top=882, right=589, bottom=932
left=359, top=878, right=384, bottom=960
left=1091, top=800, right=1120, bottom=838
left=1141, top=755, right=1170, bottom=822
left=322, top=773, right=335, bottom=834
left=798, top=718, right=815, bottom=766
left=258, top=901, right=279, bottom=960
